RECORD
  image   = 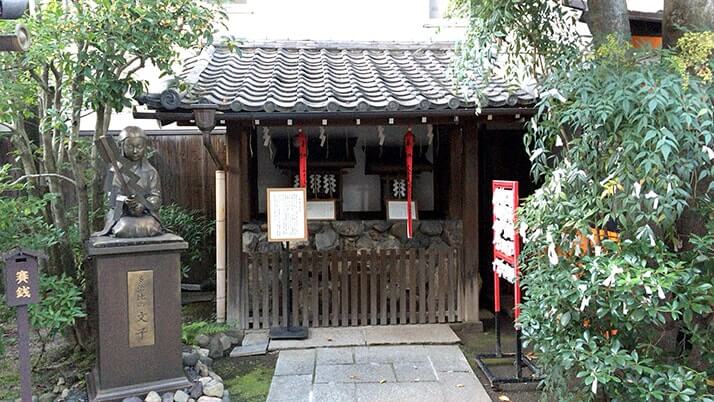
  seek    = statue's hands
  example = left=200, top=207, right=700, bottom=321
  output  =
left=125, top=196, right=146, bottom=216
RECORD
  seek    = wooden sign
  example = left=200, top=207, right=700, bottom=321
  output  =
left=307, top=200, right=336, bottom=220
left=267, top=188, right=308, bottom=242
left=4, top=252, right=40, bottom=307
left=386, top=200, right=418, bottom=221
left=491, top=180, right=521, bottom=317
left=127, top=270, right=156, bottom=348
left=2, top=248, right=46, bottom=402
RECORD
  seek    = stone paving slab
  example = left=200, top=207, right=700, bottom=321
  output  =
left=266, top=343, right=489, bottom=402
left=268, top=327, right=366, bottom=351
left=363, top=324, right=460, bottom=345
left=315, top=363, right=397, bottom=383
left=356, top=382, right=448, bottom=402
left=273, top=349, right=315, bottom=376
left=354, top=345, right=428, bottom=364
left=265, top=374, right=312, bottom=402
left=393, top=361, right=438, bottom=382
left=426, top=345, right=474, bottom=373
left=267, top=324, right=460, bottom=351
left=230, top=330, right=269, bottom=357
left=313, top=383, right=357, bottom=402
left=316, top=347, right=354, bottom=365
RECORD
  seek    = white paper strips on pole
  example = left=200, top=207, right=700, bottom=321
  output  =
left=493, top=185, right=518, bottom=284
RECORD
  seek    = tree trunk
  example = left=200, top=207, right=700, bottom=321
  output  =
left=663, top=0, right=714, bottom=48
left=585, top=0, right=631, bottom=44
left=89, top=104, right=111, bottom=231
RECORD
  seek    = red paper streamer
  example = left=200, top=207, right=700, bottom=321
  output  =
left=404, top=129, right=415, bottom=239
left=297, top=129, right=307, bottom=188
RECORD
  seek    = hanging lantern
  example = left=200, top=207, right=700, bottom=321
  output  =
left=404, top=128, right=415, bottom=239
left=296, top=129, right=307, bottom=188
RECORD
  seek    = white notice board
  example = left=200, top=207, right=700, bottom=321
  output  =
left=267, top=188, right=308, bottom=242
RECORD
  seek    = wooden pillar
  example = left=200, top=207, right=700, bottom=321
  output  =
left=226, top=122, right=247, bottom=325
left=461, top=118, right=480, bottom=323
left=448, top=125, right=464, bottom=219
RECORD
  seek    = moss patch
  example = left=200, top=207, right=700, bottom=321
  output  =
left=214, top=353, right=277, bottom=402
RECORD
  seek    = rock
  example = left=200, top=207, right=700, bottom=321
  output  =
left=379, top=237, right=401, bottom=250
left=183, top=351, right=200, bottom=367
left=198, top=377, right=213, bottom=386
left=199, top=355, right=214, bottom=367
left=145, top=392, right=162, bottom=402
left=184, top=366, right=199, bottom=382
left=38, top=393, right=54, bottom=402
left=188, top=399, right=195, bottom=402
left=218, top=333, right=233, bottom=353
left=63, top=389, right=86, bottom=402
left=197, top=348, right=210, bottom=358
left=60, top=389, right=71, bottom=399
left=428, top=237, right=449, bottom=249
left=243, top=223, right=261, bottom=233
left=196, top=360, right=211, bottom=377
left=209, top=371, right=223, bottom=383
left=355, top=234, right=375, bottom=250
left=308, top=222, right=324, bottom=233
left=207, top=336, right=224, bottom=359
left=390, top=221, right=409, bottom=242
left=371, top=221, right=392, bottom=233
left=315, top=227, right=338, bottom=251
left=202, top=380, right=224, bottom=398
left=189, top=382, right=203, bottom=399
left=161, top=393, right=174, bottom=402
left=224, top=328, right=244, bottom=340
left=196, top=398, right=221, bottom=402
left=222, top=390, right=230, bottom=402
left=173, top=390, right=190, bottom=402
left=195, top=334, right=211, bottom=348
left=242, top=231, right=260, bottom=253
left=332, top=221, right=363, bottom=237
left=405, top=232, right=431, bottom=249
left=256, top=241, right=282, bottom=253
left=442, top=221, right=463, bottom=246
left=420, top=221, right=443, bottom=236
left=122, top=398, right=142, bottom=402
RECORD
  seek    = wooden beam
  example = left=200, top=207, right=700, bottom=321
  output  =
left=447, top=125, right=463, bottom=219
left=461, top=118, right=480, bottom=323
left=225, top=122, right=245, bottom=325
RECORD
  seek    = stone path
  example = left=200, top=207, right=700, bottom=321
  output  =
left=268, top=324, right=461, bottom=351
left=266, top=345, right=491, bottom=402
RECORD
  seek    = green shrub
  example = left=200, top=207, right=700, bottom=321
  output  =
left=518, top=38, right=714, bottom=401
left=181, top=320, right=230, bottom=345
left=160, top=204, right=215, bottom=278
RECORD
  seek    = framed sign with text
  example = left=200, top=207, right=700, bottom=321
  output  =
left=307, top=200, right=337, bottom=220
left=386, top=200, right=418, bottom=221
left=267, top=188, right=308, bottom=242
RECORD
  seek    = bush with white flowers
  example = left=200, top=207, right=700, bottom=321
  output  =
left=517, top=37, right=714, bottom=401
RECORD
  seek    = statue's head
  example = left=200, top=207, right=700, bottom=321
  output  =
left=118, top=126, right=148, bottom=162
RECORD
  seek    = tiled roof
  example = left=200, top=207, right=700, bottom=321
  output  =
left=139, top=42, right=536, bottom=113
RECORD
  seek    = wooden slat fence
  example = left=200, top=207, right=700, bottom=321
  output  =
left=239, top=248, right=463, bottom=329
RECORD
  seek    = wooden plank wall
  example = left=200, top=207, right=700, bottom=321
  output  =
left=148, top=134, right=226, bottom=218
left=240, top=248, right=464, bottom=329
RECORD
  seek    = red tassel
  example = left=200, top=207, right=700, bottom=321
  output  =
left=404, top=129, right=415, bottom=239
left=297, top=129, right=307, bottom=188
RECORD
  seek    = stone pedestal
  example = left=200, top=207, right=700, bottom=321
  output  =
left=86, top=234, right=190, bottom=402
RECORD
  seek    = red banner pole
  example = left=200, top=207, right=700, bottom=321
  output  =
left=297, top=129, right=307, bottom=188
left=404, top=129, right=415, bottom=239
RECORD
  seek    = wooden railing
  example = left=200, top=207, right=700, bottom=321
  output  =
left=239, top=248, right=464, bottom=329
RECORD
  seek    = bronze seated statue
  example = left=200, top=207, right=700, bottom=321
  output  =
left=96, top=126, right=163, bottom=238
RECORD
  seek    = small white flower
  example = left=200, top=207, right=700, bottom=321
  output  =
left=548, top=243, right=559, bottom=265
left=645, top=285, right=653, bottom=295
left=657, top=285, right=666, bottom=300
left=632, top=182, right=641, bottom=199
left=703, top=145, right=714, bottom=160
left=594, top=246, right=602, bottom=256
left=591, top=378, right=598, bottom=395
left=645, top=190, right=659, bottom=209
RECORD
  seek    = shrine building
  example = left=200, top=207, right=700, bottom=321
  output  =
left=135, top=41, right=536, bottom=329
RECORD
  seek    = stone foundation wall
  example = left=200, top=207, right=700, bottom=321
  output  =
left=242, top=220, right=463, bottom=253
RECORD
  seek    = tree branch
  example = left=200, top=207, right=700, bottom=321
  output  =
left=11, top=173, right=76, bottom=187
